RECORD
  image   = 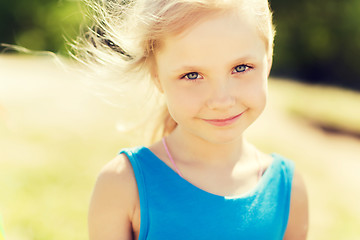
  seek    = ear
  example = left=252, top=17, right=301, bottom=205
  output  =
left=153, top=75, right=164, bottom=93
left=267, top=55, right=273, bottom=77
left=149, top=56, right=164, bottom=94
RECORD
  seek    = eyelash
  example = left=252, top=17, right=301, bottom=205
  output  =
left=180, top=64, right=253, bottom=81
left=232, top=64, right=252, bottom=74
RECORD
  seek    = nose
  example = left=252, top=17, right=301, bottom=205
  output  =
left=206, top=79, right=236, bottom=110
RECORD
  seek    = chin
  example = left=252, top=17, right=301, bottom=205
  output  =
left=196, top=130, right=245, bottom=145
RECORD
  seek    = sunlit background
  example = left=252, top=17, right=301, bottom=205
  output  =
left=0, top=0, right=360, bottom=239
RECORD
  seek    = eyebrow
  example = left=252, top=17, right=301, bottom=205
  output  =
left=171, top=55, right=258, bottom=73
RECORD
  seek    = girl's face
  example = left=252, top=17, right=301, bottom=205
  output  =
left=154, top=12, right=272, bottom=144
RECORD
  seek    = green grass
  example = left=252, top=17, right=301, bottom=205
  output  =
left=1, top=71, right=360, bottom=240
left=0, top=119, right=129, bottom=240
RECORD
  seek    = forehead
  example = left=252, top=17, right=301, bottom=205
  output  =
left=155, top=12, right=267, bottom=70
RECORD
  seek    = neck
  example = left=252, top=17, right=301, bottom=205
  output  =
left=166, top=126, right=250, bottom=166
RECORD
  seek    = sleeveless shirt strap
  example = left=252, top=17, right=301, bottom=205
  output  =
left=119, top=148, right=149, bottom=239
left=275, top=154, right=295, bottom=237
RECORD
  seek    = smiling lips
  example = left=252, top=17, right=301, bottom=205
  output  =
left=203, top=111, right=246, bottom=127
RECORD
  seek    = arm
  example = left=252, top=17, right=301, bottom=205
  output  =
left=283, top=169, right=309, bottom=240
left=88, top=154, right=138, bottom=240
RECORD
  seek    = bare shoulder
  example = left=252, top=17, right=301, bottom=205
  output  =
left=88, top=153, right=138, bottom=240
left=284, top=169, right=309, bottom=240
left=97, top=153, right=137, bottom=188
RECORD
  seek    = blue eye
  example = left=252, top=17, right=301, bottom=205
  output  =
left=183, top=72, right=200, bottom=80
left=233, top=64, right=250, bottom=73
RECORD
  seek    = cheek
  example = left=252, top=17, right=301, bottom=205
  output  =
left=237, top=73, right=268, bottom=109
left=163, top=86, right=203, bottom=120
left=253, top=78, right=268, bottom=110
left=256, top=86, right=267, bottom=111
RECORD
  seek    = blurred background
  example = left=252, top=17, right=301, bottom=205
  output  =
left=0, top=0, right=359, bottom=239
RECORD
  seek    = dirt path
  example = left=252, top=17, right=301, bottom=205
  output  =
left=1, top=55, right=359, bottom=239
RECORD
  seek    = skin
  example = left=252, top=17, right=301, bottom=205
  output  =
left=88, top=10, right=308, bottom=240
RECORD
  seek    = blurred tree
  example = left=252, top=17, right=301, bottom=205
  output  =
left=270, top=0, right=360, bottom=90
left=0, top=0, right=359, bottom=90
left=0, top=0, right=84, bottom=54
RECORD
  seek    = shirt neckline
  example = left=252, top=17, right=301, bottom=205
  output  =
left=141, top=146, right=278, bottom=200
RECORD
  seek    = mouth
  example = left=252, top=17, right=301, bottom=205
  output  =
left=202, top=111, right=246, bottom=127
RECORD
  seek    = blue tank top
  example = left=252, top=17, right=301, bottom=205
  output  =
left=120, top=146, right=294, bottom=240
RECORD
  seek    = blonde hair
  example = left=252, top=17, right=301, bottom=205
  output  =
left=73, top=0, right=275, bottom=144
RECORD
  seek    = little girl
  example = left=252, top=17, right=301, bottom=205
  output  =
left=80, top=0, right=309, bottom=239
